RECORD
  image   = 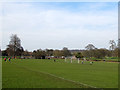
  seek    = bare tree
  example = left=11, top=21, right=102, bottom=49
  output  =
left=7, top=34, right=24, bottom=58
left=85, top=44, right=96, bottom=50
left=109, top=40, right=116, bottom=51
left=118, top=39, right=120, bottom=49
left=62, top=47, right=71, bottom=57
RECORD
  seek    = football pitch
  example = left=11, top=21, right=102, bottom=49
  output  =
left=2, top=59, right=118, bottom=88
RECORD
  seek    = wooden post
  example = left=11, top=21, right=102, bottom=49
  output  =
left=71, top=58, right=72, bottom=63
left=65, top=58, right=66, bottom=62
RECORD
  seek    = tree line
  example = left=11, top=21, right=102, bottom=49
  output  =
left=1, top=34, right=119, bottom=59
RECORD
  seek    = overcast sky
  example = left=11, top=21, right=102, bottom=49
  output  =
left=1, top=2, right=118, bottom=51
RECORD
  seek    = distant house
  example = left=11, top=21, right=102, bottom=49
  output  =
left=21, top=52, right=35, bottom=59
left=46, top=56, right=54, bottom=59
left=71, top=56, right=77, bottom=60
left=66, top=56, right=77, bottom=60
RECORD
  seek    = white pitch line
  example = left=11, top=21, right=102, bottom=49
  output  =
left=13, top=62, right=102, bottom=89
left=39, top=71, right=97, bottom=88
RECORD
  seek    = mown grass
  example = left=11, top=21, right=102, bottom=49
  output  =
left=88, top=57, right=119, bottom=62
left=2, top=59, right=118, bottom=88
left=0, top=58, right=2, bottom=89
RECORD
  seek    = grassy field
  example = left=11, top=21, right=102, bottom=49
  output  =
left=87, top=57, right=119, bottom=62
left=2, top=59, right=118, bottom=88
left=0, top=58, right=2, bottom=89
